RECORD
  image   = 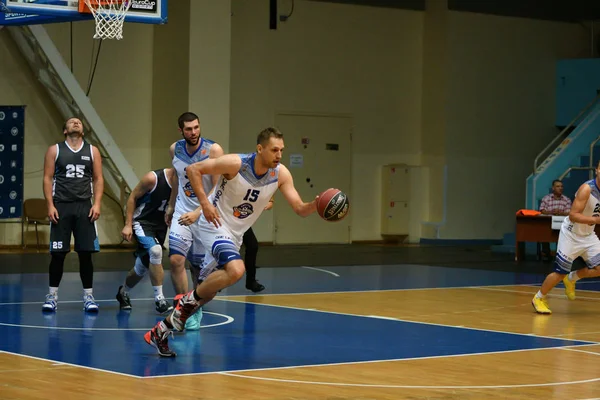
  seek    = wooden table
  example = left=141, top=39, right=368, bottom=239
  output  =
left=515, top=215, right=600, bottom=261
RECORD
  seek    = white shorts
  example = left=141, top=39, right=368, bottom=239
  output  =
left=554, top=224, right=600, bottom=273
left=168, top=209, right=205, bottom=266
left=197, top=218, right=243, bottom=281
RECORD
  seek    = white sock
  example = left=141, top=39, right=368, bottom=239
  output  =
left=122, top=283, right=132, bottom=294
left=83, top=288, right=93, bottom=297
left=568, top=271, right=580, bottom=282
left=535, top=290, right=545, bottom=299
left=153, top=285, right=164, bottom=300
left=49, top=287, right=58, bottom=296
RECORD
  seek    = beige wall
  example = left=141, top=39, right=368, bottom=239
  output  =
left=0, top=0, right=591, bottom=247
left=442, top=11, right=588, bottom=239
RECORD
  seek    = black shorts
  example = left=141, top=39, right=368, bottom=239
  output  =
left=132, top=222, right=167, bottom=259
left=50, top=200, right=99, bottom=253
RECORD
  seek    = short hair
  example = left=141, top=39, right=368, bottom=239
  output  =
left=178, top=112, right=199, bottom=129
left=552, top=179, right=562, bottom=186
left=257, top=127, right=283, bottom=145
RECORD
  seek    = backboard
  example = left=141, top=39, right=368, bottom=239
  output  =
left=0, top=0, right=167, bottom=24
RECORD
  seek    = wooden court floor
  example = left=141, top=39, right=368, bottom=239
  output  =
left=3, top=277, right=600, bottom=400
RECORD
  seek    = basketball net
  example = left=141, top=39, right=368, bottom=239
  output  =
left=82, top=0, right=132, bottom=40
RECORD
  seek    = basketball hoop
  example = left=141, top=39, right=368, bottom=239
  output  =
left=79, top=0, right=132, bottom=40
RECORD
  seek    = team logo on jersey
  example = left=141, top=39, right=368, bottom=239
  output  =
left=233, top=203, right=254, bottom=219
left=183, top=182, right=196, bottom=198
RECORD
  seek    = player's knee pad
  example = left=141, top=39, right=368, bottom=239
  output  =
left=148, top=244, right=163, bottom=265
left=134, top=256, right=149, bottom=277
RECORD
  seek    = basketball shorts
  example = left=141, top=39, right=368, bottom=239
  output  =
left=132, top=221, right=167, bottom=259
left=168, top=208, right=205, bottom=266
left=197, top=218, right=243, bottom=282
left=50, top=200, right=99, bottom=253
left=554, top=224, right=600, bottom=274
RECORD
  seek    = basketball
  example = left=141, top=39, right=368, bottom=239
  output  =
left=317, top=188, right=350, bottom=222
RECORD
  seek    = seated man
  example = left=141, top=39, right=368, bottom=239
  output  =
left=539, top=179, right=572, bottom=261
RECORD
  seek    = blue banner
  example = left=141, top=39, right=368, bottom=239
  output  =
left=0, top=11, right=81, bottom=26
left=0, top=106, right=25, bottom=219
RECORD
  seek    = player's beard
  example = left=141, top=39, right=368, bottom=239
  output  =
left=66, top=128, right=83, bottom=138
left=185, top=137, right=199, bottom=146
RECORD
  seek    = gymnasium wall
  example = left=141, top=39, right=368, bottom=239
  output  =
left=0, top=0, right=590, bottom=246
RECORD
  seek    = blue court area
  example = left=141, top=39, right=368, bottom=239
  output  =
left=0, top=264, right=598, bottom=377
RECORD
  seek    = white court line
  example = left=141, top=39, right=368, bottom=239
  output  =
left=0, top=283, right=545, bottom=306
left=301, top=266, right=340, bottom=277
left=560, top=347, right=600, bottom=357
left=219, top=370, right=600, bottom=390
left=215, top=297, right=600, bottom=344
left=142, top=344, right=598, bottom=379
left=0, top=350, right=140, bottom=379
left=0, top=311, right=234, bottom=331
left=470, top=286, right=600, bottom=301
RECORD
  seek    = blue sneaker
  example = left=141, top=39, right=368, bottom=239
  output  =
left=42, top=293, right=57, bottom=312
left=184, top=307, right=203, bottom=331
left=83, top=294, right=99, bottom=313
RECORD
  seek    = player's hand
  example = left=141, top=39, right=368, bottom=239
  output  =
left=202, top=203, right=221, bottom=228
left=165, top=205, right=174, bottom=226
left=48, top=205, right=59, bottom=224
left=264, top=201, right=274, bottom=211
left=178, top=210, right=200, bottom=226
left=89, top=203, right=101, bottom=222
left=121, top=224, right=133, bottom=242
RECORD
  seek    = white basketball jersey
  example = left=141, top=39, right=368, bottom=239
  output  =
left=207, top=153, right=279, bottom=242
left=563, top=179, right=600, bottom=236
left=172, top=138, right=215, bottom=214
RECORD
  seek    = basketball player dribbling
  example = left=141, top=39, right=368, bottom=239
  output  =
left=144, top=127, right=323, bottom=356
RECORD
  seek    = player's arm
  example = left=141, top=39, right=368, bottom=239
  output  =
left=569, top=184, right=598, bottom=224
left=209, top=143, right=225, bottom=188
left=121, top=172, right=157, bottom=242
left=166, top=142, right=178, bottom=225
left=43, top=145, right=59, bottom=223
left=89, top=145, right=103, bottom=222
left=186, top=142, right=226, bottom=219
left=277, top=165, right=317, bottom=217
left=187, top=154, right=242, bottom=227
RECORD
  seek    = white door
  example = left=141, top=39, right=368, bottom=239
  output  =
left=273, top=113, right=352, bottom=244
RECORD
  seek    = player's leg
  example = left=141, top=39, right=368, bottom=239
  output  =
left=565, top=236, right=600, bottom=299
left=183, top=225, right=207, bottom=330
left=168, top=211, right=193, bottom=295
left=243, top=227, right=265, bottom=292
left=147, top=230, right=172, bottom=314
left=74, top=200, right=100, bottom=312
left=116, top=254, right=148, bottom=310
left=533, top=228, right=583, bottom=314
left=43, top=202, right=72, bottom=312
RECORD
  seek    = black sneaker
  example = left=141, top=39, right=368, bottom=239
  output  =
left=155, top=298, right=173, bottom=315
left=144, top=325, right=176, bottom=357
left=116, top=286, right=132, bottom=310
left=246, top=280, right=265, bottom=293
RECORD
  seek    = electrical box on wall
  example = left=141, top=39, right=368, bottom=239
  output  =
left=556, top=58, right=600, bottom=127
left=381, top=164, right=410, bottom=237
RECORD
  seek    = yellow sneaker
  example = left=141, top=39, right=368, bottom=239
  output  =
left=563, top=276, right=576, bottom=300
left=532, top=295, right=552, bottom=314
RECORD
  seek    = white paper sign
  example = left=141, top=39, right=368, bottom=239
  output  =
left=551, top=216, right=566, bottom=230
left=289, top=154, right=303, bottom=168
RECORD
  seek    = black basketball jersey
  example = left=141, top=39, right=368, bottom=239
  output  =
left=133, top=169, right=172, bottom=229
left=53, top=141, right=94, bottom=203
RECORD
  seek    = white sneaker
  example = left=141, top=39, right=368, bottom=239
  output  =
left=83, top=294, right=99, bottom=312
left=42, top=293, right=57, bottom=312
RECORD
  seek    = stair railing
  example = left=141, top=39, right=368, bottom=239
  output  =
left=534, top=92, right=600, bottom=176
left=589, top=135, right=600, bottom=179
